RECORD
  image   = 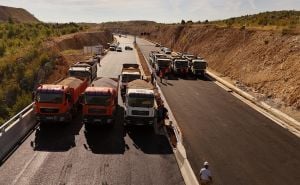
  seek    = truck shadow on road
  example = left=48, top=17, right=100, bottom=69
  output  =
left=84, top=106, right=126, bottom=154
left=32, top=116, right=83, bottom=152
left=126, top=126, right=173, bottom=155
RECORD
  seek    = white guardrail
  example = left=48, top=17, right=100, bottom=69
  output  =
left=0, top=103, right=36, bottom=162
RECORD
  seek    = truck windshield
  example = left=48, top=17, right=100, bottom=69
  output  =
left=157, top=60, right=171, bottom=67
left=193, top=62, right=206, bottom=69
left=121, top=74, right=140, bottom=82
left=85, top=94, right=111, bottom=106
left=69, top=71, right=90, bottom=79
left=36, top=92, right=64, bottom=104
left=128, top=96, right=154, bottom=108
left=175, top=61, right=188, bottom=68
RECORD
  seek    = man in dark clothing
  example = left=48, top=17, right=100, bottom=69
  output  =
left=151, top=71, right=155, bottom=84
left=157, top=103, right=168, bottom=128
left=159, top=70, right=164, bottom=83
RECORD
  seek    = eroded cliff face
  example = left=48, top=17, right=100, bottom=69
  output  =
left=138, top=24, right=299, bottom=110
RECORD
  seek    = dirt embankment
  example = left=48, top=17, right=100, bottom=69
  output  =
left=0, top=5, right=39, bottom=23
left=43, top=30, right=112, bottom=83
left=137, top=25, right=300, bottom=111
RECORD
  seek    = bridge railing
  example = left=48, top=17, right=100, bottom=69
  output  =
left=0, top=102, right=36, bottom=162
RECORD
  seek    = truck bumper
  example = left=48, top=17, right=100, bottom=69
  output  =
left=36, top=113, right=70, bottom=123
left=83, top=115, right=114, bottom=125
left=193, top=70, right=205, bottom=76
left=124, top=116, right=154, bottom=126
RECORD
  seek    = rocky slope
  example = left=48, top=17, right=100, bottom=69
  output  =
left=106, top=22, right=299, bottom=117
left=152, top=25, right=300, bottom=109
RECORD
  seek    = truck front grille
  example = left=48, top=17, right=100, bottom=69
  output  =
left=88, top=108, right=106, bottom=114
left=132, top=110, right=149, bottom=116
left=40, top=108, right=59, bottom=114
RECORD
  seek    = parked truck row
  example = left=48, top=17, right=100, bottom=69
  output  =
left=33, top=58, right=160, bottom=127
left=33, top=56, right=99, bottom=123
left=149, top=50, right=208, bottom=78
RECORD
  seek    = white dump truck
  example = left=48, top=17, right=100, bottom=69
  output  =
left=120, top=64, right=141, bottom=96
left=124, top=79, right=157, bottom=126
left=189, top=59, right=208, bottom=77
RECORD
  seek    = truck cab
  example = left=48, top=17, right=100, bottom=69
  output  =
left=124, top=88, right=156, bottom=126
left=34, top=77, right=88, bottom=123
left=120, top=64, right=141, bottom=96
left=78, top=59, right=98, bottom=80
left=69, top=66, right=92, bottom=84
left=81, top=78, right=118, bottom=126
left=172, top=59, right=189, bottom=76
left=190, top=59, right=208, bottom=77
left=154, top=58, right=172, bottom=75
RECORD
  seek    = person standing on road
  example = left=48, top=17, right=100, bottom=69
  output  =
left=164, top=68, right=169, bottom=84
left=159, top=70, right=164, bottom=83
left=151, top=71, right=155, bottom=85
left=157, top=103, right=168, bottom=128
left=199, top=161, right=213, bottom=185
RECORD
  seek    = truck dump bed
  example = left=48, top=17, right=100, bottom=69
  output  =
left=57, top=77, right=87, bottom=103
left=122, top=64, right=139, bottom=69
left=58, top=77, right=84, bottom=89
left=122, top=64, right=140, bottom=73
left=92, top=77, right=118, bottom=89
left=127, top=79, right=154, bottom=90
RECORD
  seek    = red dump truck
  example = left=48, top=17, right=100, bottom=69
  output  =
left=81, top=77, right=118, bottom=125
left=34, top=77, right=88, bottom=123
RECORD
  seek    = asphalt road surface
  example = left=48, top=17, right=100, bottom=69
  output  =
left=0, top=36, right=184, bottom=185
left=137, top=37, right=300, bottom=185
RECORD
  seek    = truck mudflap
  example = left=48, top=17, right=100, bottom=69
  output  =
left=36, top=112, right=72, bottom=123
left=83, top=115, right=114, bottom=125
left=124, top=116, right=154, bottom=126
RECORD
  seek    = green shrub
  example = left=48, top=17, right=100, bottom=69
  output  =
left=0, top=44, right=6, bottom=57
left=9, top=92, right=31, bottom=117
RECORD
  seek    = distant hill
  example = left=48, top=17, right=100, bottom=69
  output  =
left=0, top=5, right=39, bottom=23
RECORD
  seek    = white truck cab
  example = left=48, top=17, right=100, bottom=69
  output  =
left=124, top=80, right=156, bottom=126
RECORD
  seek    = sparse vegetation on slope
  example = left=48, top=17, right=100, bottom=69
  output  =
left=211, top=10, right=300, bottom=33
left=0, top=22, right=87, bottom=125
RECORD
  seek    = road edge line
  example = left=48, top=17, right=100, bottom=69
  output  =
left=135, top=40, right=200, bottom=185
left=206, top=70, right=300, bottom=137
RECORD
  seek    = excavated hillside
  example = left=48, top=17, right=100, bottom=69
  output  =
left=149, top=25, right=300, bottom=114
left=112, top=23, right=299, bottom=117
left=0, top=5, right=39, bottom=23
left=42, top=30, right=112, bottom=83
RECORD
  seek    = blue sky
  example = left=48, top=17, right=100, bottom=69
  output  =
left=1, top=0, right=299, bottom=23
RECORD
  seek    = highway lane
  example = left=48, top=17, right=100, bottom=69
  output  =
left=137, top=37, right=300, bottom=185
left=0, top=36, right=184, bottom=185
